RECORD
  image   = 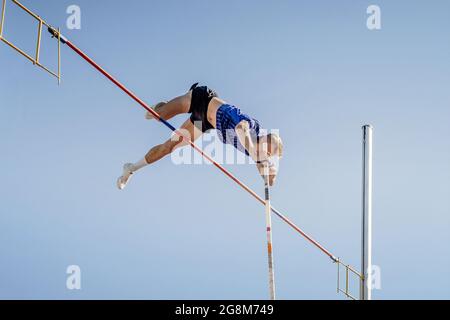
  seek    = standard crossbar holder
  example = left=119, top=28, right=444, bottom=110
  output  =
left=336, top=259, right=363, bottom=300
left=0, top=0, right=61, bottom=83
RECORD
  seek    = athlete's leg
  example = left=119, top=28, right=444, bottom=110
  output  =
left=146, top=92, right=192, bottom=121
left=143, top=119, right=201, bottom=164
left=117, top=119, right=201, bottom=189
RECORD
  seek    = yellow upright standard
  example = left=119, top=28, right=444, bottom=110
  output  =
left=0, top=0, right=61, bottom=83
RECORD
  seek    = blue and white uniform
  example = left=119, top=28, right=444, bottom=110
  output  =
left=188, top=84, right=262, bottom=156
left=215, top=104, right=261, bottom=156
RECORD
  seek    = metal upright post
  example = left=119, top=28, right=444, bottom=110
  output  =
left=263, top=164, right=276, bottom=300
left=361, top=125, right=373, bottom=300
left=0, top=0, right=6, bottom=38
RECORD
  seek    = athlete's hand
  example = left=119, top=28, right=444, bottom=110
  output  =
left=257, top=162, right=278, bottom=186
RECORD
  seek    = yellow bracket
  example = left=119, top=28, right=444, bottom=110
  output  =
left=0, top=0, right=61, bottom=83
left=336, top=258, right=363, bottom=300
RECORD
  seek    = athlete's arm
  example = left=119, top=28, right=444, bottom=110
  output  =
left=236, top=121, right=278, bottom=185
left=235, top=120, right=260, bottom=162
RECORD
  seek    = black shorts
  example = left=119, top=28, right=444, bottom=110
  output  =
left=189, top=83, right=218, bottom=132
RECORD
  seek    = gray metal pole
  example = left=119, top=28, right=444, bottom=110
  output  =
left=361, top=125, right=373, bottom=300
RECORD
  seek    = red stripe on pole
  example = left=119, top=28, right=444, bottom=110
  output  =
left=64, top=40, right=337, bottom=262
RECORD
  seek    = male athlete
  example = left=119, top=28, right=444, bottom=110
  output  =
left=117, top=83, right=283, bottom=189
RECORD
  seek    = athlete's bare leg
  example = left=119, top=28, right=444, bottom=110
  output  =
left=117, top=118, right=202, bottom=189
left=146, top=92, right=192, bottom=121
left=144, top=118, right=201, bottom=164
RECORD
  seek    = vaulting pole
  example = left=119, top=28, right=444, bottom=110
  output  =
left=263, top=164, right=275, bottom=300
left=361, top=125, right=373, bottom=300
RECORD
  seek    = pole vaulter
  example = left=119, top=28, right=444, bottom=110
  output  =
left=45, top=26, right=338, bottom=263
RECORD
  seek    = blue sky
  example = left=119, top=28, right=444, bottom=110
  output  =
left=0, top=0, right=449, bottom=299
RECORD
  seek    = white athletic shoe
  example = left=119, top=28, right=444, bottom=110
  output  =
left=117, top=163, right=135, bottom=190
left=145, top=101, right=167, bottom=120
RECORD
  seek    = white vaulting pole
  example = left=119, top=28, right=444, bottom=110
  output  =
left=361, top=125, right=373, bottom=300
left=263, top=164, right=276, bottom=300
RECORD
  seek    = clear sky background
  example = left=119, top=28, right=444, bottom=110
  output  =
left=0, top=0, right=449, bottom=300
